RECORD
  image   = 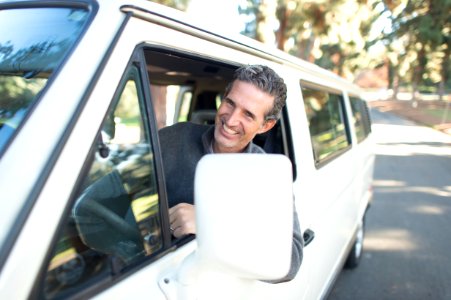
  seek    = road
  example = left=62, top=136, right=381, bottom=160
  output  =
left=328, top=109, right=451, bottom=300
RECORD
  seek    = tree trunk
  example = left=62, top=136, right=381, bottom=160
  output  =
left=438, top=80, right=444, bottom=102
left=276, top=5, right=288, bottom=51
left=439, top=43, right=450, bottom=102
left=412, top=45, right=426, bottom=101
left=255, top=0, right=277, bottom=46
left=393, top=73, right=400, bottom=100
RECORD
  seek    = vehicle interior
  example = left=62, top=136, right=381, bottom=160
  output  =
left=143, top=47, right=291, bottom=157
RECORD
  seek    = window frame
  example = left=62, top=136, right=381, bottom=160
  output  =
left=280, top=107, right=297, bottom=180
left=135, top=47, right=173, bottom=249
left=300, top=81, right=352, bottom=169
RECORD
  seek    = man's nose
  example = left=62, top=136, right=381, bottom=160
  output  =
left=225, top=108, right=241, bottom=126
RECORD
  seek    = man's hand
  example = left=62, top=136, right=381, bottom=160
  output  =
left=169, top=203, right=196, bottom=238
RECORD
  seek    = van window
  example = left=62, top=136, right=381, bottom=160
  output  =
left=42, top=65, right=163, bottom=299
left=302, top=85, right=351, bottom=166
left=0, top=6, right=90, bottom=154
left=350, top=96, right=372, bottom=143
left=144, top=49, right=235, bottom=129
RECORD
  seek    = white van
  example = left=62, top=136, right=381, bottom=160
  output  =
left=0, top=0, right=374, bottom=299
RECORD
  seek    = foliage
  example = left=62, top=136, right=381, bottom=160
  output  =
left=239, top=1, right=384, bottom=79
left=0, top=76, right=44, bottom=118
left=377, top=0, right=451, bottom=95
left=237, top=0, right=450, bottom=94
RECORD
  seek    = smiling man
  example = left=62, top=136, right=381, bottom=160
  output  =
left=159, top=64, right=303, bottom=282
left=213, top=79, right=277, bottom=153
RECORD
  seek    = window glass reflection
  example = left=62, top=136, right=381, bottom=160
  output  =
left=302, top=87, right=350, bottom=163
left=350, top=97, right=371, bottom=143
left=0, top=7, right=89, bottom=152
left=44, top=66, right=162, bottom=299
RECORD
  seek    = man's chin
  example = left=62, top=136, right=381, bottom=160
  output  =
left=217, top=139, right=236, bottom=149
left=214, top=137, right=238, bottom=153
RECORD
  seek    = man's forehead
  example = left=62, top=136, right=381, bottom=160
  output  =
left=228, top=80, right=273, bottom=100
left=226, top=83, right=274, bottom=117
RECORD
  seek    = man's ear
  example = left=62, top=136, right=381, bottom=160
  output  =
left=258, top=119, right=276, bottom=134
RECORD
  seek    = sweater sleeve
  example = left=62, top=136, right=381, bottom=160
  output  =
left=265, top=201, right=303, bottom=284
left=284, top=204, right=304, bottom=282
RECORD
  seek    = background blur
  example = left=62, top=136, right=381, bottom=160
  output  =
left=150, top=0, right=450, bottom=103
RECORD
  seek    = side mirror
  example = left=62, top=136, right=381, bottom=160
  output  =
left=195, top=153, right=293, bottom=279
left=172, top=154, right=294, bottom=299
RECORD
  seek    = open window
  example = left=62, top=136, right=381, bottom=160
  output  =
left=143, top=49, right=234, bottom=129
left=143, top=48, right=294, bottom=160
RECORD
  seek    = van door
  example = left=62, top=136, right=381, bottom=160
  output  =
left=27, top=54, right=174, bottom=299
left=296, top=82, right=357, bottom=298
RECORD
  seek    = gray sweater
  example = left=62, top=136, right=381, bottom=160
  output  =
left=159, top=122, right=303, bottom=283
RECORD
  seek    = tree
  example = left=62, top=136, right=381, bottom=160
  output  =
left=378, top=0, right=450, bottom=98
left=439, top=35, right=451, bottom=100
left=239, top=0, right=278, bottom=45
left=256, top=0, right=279, bottom=45
left=240, top=0, right=384, bottom=81
left=277, top=0, right=333, bottom=62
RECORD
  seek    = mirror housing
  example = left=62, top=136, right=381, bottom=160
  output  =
left=193, top=153, right=293, bottom=280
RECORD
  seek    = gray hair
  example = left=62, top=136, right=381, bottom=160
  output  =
left=224, top=64, right=287, bottom=120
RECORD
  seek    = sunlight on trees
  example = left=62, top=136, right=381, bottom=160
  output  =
left=379, top=0, right=450, bottom=98
left=240, top=0, right=387, bottom=81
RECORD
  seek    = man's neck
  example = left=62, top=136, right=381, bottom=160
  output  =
left=212, top=140, right=246, bottom=154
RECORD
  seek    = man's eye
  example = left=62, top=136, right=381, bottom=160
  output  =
left=245, top=112, right=255, bottom=120
left=223, top=99, right=233, bottom=107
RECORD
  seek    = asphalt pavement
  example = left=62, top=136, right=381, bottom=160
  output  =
left=328, top=109, right=451, bottom=300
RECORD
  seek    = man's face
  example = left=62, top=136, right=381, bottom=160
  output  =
left=213, top=80, right=276, bottom=153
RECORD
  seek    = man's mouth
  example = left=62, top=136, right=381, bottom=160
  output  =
left=223, top=122, right=238, bottom=135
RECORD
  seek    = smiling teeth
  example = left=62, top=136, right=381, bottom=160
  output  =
left=223, top=124, right=238, bottom=135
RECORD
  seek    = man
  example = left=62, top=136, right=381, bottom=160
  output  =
left=159, top=64, right=302, bottom=282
